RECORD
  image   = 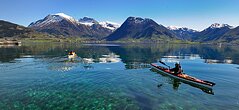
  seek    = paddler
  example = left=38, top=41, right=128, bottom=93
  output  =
left=170, top=63, right=182, bottom=75
left=68, top=51, right=77, bottom=59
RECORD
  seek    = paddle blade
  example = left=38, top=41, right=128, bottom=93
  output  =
left=159, top=61, right=166, bottom=65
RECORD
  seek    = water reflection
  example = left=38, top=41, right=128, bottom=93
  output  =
left=1, top=43, right=239, bottom=109
left=162, top=54, right=235, bottom=64
left=45, top=52, right=122, bottom=71
left=82, top=58, right=94, bottom=64
left=1, top=43, right=239, bottom=65
left=45, top=57, right=81, bottom=72
left=205, top=59, right=233, bottom=64
left=82, top=53, right=121, bottom=64
left=100, top=53, right=121, bottom=63
left=163, top=54, right=201, bottom=60
left=125, top=62, right=151, bottom=69
left=172, top=79, right=181, bottom=90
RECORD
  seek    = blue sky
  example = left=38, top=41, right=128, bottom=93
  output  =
left=0, top=0, right=239, bottom=30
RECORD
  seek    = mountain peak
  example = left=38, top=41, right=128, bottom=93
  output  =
left=209, top=23, right=233, bottom=29
left=29, top=13, right=77, bottom=27
left=99, top=21, right=120, bottom=30
left=78, top=17, right=120, bottom=30
left=126, top=17, right=152, bottom=24
left=106, top=16, right=178, bottom=41
left=167, top=26, right=198, bottom=32
left=78, top=17, right=98, bottom=26
left=28, top=13, right=118, bottom=38
left=127, top=17, right=144, bottom=20
left=79, top=17, right=97, bottom=21
left=167, top=26, right=181, bottom=30
left=54, top=13, right=74, bottom=20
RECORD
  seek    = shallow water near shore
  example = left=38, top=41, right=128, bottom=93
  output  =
left=0, top=43, right=239, bottom=110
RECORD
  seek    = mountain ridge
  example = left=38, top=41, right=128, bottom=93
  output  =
left=1, top=13, right=239, bottom=43
left=167, top=26, right=198, bottom=40
left=0, top=20, right=54, bottom=39
left=28, top=13, right=118, bottom=39
left=106, top=17, right=179, bottom=41
left=194, top=23, right=233, bottom=42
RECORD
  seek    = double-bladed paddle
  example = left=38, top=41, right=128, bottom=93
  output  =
left=159, top=61, right=170, bottom=69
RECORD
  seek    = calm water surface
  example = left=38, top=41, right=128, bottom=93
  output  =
left=0, top=43, right=239, bottom=110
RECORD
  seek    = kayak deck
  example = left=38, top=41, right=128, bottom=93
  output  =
left=151, top=63, right=215, bottom=88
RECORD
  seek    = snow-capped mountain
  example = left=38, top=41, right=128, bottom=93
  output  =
left=28, top=13, right=117, bottom=39
left=194, top=23, right=233, bottom=41
left=78, top=17, right=98, bottom=26
left=125, top=17, right=154, bottom=24
left=167, top=26, right=198, bottom=32
left=221, top=26, right=239, bottom=43
left=167, top=26, right=198, bottom=40
left=99, top=21, right=120, bottom=30
left=29, top=13, right=78, bottom=28
left=167, top=26, right=180, bottom=30
left=106, top=17, right=178, bottom=41
left=78, top=17, right=120, bottom=30
left=54, top=13, right=77, bottom=23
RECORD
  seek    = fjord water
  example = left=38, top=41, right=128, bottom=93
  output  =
left=0, top=43, right=239, bottom=110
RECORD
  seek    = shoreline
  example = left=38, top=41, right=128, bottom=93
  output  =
left=19, top=38, right=239, bottom=46
left=1, top=38, right=237, bottom=46
left=0, top=40, right=21, bottom=45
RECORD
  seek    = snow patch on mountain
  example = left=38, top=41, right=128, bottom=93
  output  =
left=167, top=26, right=181, bottom=30
left=54, top=13, right=77, bottom=23
left=29, top=15, right=62, bottom=27
left=167, top=26, right=198, bottom=32
left=79, top=22, right=95, bottom=26
left=29, top=13, right=120, bottom=30
left=209, top=23, right=233, bottom=29
left=99, top=21, right=120, bottom=30
left=79, top=17, right=120, bottom=30
left=78, top=17, right=98, bottom=26
left=127, top=17, right=146, bottom=24
left=29, top=13, right=78, bottom=27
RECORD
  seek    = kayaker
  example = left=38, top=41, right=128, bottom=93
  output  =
left=68, top=51, right=77, bottom=59
left=69, top=51, right=74, bottom=55
left=170, top=63, right=182, bottom=75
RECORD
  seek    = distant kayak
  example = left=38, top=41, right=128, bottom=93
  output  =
left=151, top=63, right=215, bottom=89
left=68, top=51, right=77, bottom=59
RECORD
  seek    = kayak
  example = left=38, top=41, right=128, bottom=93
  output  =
left=68, top=51, right=77, bottom=59
left=151, top=63, right=215, bottom=88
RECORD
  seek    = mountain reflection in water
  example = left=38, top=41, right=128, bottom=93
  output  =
left=0, top=43, right=229, bottom=94
left=1, top=43, right=239, bottom=65
left=1, top=43, right=239, bottom=109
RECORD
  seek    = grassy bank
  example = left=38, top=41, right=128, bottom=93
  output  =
left=20, top=38, right=201, bottom=44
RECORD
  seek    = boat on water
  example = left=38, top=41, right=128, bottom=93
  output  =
left=151, top=63, right=215, bottom=89
left=68, top=51, right=77, bottom=59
